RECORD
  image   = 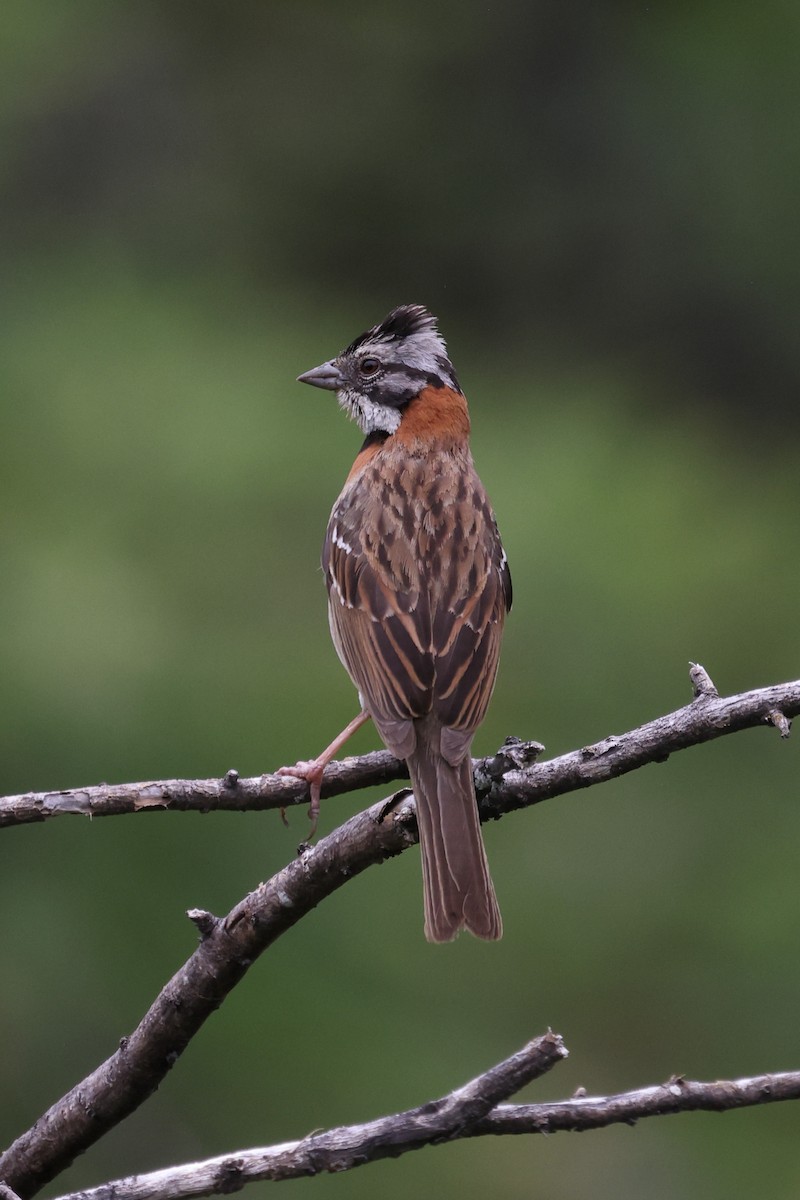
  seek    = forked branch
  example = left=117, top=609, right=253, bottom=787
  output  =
left=0, top=669, right=797, bottom=1199
left=47, top=1048, right=800, bottom=1200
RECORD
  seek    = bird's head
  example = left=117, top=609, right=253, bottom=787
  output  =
left=297, top=304, right=461, bottom=435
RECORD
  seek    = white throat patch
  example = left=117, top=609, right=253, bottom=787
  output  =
left=339, top=390, right=402, bottom=435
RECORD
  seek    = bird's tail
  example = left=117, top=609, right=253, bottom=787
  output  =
left=407, top=737, right=502, bottom=943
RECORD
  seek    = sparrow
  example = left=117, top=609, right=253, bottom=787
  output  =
left=280, top=304, right=511, bottom=942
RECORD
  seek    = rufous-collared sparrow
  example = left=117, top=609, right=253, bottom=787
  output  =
left=279, top=305, right=511, bottom=941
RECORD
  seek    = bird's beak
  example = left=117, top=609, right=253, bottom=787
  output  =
left=297, top=360, right=343, bottom=391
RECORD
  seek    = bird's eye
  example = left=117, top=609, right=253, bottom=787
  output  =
left=359, top=356, right=380, bottom=376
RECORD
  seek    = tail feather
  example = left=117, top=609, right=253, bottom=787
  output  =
left=408, top=743, right=502, bottom=943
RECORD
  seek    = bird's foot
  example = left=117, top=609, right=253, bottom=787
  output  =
left=275, top=712, right=371, bottom=838
left=277, top=759, right=324, bottom=835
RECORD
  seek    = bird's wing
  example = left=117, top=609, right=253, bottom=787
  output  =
left=323, top=453, right=510, bottom=762
left=429, top=479, right=511, bottom=763
left=323, top=482, right=433, bottom=757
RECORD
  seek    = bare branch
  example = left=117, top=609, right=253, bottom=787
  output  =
left=0, top=798, right=420, bottom=1198
left=48, top=1060, right=800, bottom=1200
left=479, top=672, right=798, bottom=819
left=0, top=752, right=408, bottom=829
left=1, top=671, right=797, bottom=830
left=49, top=1033, right=567, bottom=1200
left=1, top=670, right=797, bottom=1196
left=473, top=1068, right=800, bottom=1134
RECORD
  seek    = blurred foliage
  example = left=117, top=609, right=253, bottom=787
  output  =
left=1, top=4, right=799, bottom=1199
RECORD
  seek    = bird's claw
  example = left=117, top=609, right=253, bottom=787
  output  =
left=277, top=760, right=324, bottom=837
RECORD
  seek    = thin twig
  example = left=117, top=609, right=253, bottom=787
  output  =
left=473, top=1068, right=800, bottom=1133
left=479, top=672, right=797, bottom=819
left=0, top=752, right=408, bottom=828
left=1, top=671, right=796, bottom=830
left=48, top=1061, right=800, bottom=1200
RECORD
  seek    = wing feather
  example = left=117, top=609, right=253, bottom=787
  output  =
left=323, top=448, right=510, bottom=761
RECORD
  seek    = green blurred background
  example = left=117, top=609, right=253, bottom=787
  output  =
left=1, top=3, right=799, bottom=1197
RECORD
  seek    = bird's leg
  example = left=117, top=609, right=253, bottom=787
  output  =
left=277, top=710, right=372, bottom=834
